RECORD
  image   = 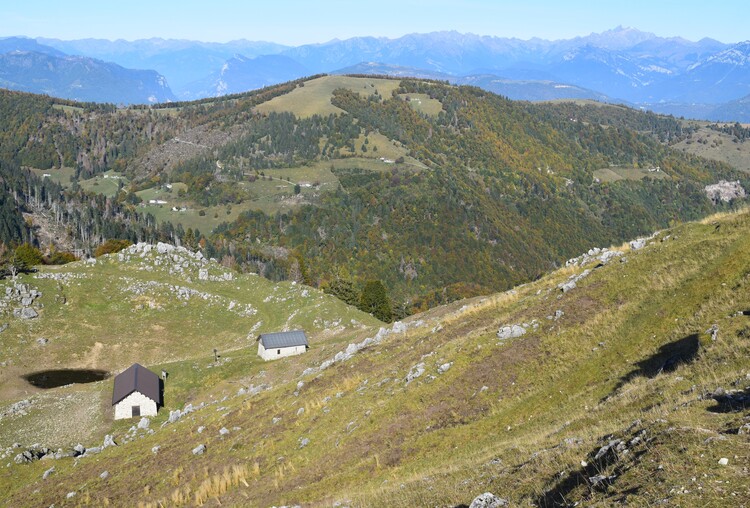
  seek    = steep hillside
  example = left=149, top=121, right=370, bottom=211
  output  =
left=1, top=210, right=748, bottom=506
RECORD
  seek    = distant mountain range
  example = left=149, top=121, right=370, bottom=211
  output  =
left=0, top=38, right=174, bottom=104
left=37, top=37, right=289, bottom=96
left=2, top=27, right=750, bottom=120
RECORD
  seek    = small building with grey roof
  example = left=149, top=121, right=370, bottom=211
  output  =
left=112, top=363, right=162, bottom=420
left=257, top=330, right=309, bottom=361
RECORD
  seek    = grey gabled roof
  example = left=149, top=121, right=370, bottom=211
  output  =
left=259, top=330, right=309, bottom=349
left=112, top=363, right=161, bottom=406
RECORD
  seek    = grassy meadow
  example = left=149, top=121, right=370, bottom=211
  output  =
left=255, top=76, right=402, bottom=118
left=1, top=209, right=748, bottom=506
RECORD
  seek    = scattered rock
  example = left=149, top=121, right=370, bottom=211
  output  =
left=15, top=307, right=38, bottom=319
left=151, top=446, right=160, bottom=454
left=36, top=338, right=49, bottom=346
left=405, top=363, right=426, bottom=384
left=219, top=427, right=229, bottom=436
left=297, top=407, right=305, bottom=416
left=299, top=437, right=310, bottom=448
left=167, top=409, right=182, bottom=424
left=197, top=426, right=205, bottom=433
left=558, top=269, right=592, bottom=293
left=469, top=492, right=509, bottom=507
left=137, top=417, right=150, bottom=430
left=102, top=435, right=117, bottom=448
left=192, top=444, right=206, bottom=455
left=100, top=471, right=110, bottom=480
left=718, top=457, right=729, bottom=466
left=437, top=362, right=453, bottom=374
left=589, top=474, right=617, bottom=488
left=83, top=446, right=102, bottom=456
left=629, top=239, right=646, bottom=250
left=594, top=439, right=624, bottom=461
left=42, top=466, right=55, bottom=480
left=2, top=399, right=32, bottom=418
left=66, top=491, right=77, bottom=499
left=706, top=324, right=719, bottom=342
left=497, top=324, right=526, bottom=340
left=73, top=444, right=85, bottom=456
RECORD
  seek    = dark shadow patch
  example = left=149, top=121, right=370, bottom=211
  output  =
left=605, top=334, right=700, bottom=401
left=615, top=486, right=642, bottom=503
left=159, top=378, right=165, bottom=409
left=707, top=387, right=750, bottom=414
left=534, top=433, right=649, bottom=507
left=23, top=369, right=110, bottom=389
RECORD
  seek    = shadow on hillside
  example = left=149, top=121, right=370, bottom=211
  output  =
left=707, top=386, right=750, bottom=414
left=533, top=434, right=647, bottom=507
left=604, top=333, right=701, bottom=402
left=23, top=369, right=110, bottom=389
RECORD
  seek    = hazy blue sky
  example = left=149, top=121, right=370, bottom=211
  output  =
left=2, top=0, right=746, bottom=45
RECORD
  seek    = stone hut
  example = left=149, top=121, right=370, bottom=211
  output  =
left=112, top=363, right=162, bottom=420
left=257, top=330, right=309, bottom=361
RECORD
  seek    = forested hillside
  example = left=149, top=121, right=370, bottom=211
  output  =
left=0, top=77, right=746, bottom=316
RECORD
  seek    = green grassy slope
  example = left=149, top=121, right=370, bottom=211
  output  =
left=1, top=210, right=749, bottom=507
left=0, top=243, right=380, bottom=447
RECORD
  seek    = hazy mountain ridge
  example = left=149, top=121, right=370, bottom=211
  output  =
left=183, top=54, right=310, bottom=99
left=0, top=37, right=175, bottom=104
left=37, top=37, right=289, bottom=95
left=2, top=28, right=748, bottom=120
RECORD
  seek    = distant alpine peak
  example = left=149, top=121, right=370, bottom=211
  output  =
left=576, top=26, right=657, bottom=50
left=691, top=41, right=750, bottom=69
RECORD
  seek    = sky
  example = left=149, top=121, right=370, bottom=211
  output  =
left=1, top=0, right=747, bottom=45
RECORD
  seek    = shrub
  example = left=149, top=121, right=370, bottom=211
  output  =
left=94, top=239, right=132, bottom=257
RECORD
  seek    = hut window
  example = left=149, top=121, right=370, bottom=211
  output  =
left=277, top=349, right=281, bottom=355
left=132, top=406, right=141, bottom=417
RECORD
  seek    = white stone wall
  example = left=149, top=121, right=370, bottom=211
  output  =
left=258, top=343, right=307, bottom=361
left=114, top=391, right=158, bottom=420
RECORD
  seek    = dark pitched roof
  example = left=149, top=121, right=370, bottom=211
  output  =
left=112, top=363, right=161, bottom=406
left=258, top=330, right=309, bottom=349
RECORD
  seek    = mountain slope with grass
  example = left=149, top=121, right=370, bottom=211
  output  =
left=0, top=242, right=380, bottom=444
left=1, top=76, right=748, bottom=315
left=0, top=209, right=748, bottom=507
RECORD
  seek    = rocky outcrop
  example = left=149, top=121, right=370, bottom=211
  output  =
left=497, top=324, right=526, bottom=340
left=705, top=180, right=746, bottom=204
left=469, top=492, right=509, bottom=507
left=2, top=283, right=43, bottom=319
left=558, top=269, right=592, bottom=293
